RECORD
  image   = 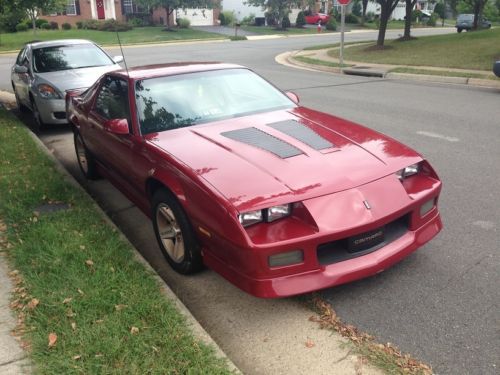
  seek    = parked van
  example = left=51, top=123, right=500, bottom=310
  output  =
left=456, top=14, right=491, bottom=32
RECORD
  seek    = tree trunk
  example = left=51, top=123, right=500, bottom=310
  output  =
left=473, top=3, right=480, bottom=30
left=377, top=5, right=389, bottom=46
left=165, top=5, right=171, bottom=28
left=361, top=0, right=368, bottom=25
left=403, top=0, right=412, bottom=39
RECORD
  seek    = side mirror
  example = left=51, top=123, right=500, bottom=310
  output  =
left=14, top=65, right=28, bottom=74
left=285, top=91, right=299, bottom=104
left=104, top=118, right=129, bottom=135
left=113, top=55, right=124, bottom=64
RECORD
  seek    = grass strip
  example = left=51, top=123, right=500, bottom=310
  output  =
left=294, top=55, right=353, bottom=68
left=337, top=28, right=500, bottom=71
left=241, top=25, right=334, bottom=35
left=0, top=27, right=224, bottom=52
left=389, top=67, right=496, bottom=80
left=0, top=109, right=231, bottom=374
left=307, top=296, right=432, bottom=375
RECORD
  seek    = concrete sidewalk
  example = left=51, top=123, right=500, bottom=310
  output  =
left=282, top=47, right=500, bottom=89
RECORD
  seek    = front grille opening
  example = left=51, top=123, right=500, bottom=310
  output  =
left=317, top=214, right=409, bottom=266
left=53, top=111, right=66, bottom=119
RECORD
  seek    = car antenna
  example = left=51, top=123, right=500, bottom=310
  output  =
left=115, top=29, right=129, bottom=76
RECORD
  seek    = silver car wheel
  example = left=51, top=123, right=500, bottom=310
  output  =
left=156, top=204, right=185, bottom=263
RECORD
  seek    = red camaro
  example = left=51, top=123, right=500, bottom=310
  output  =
left=67, top=63, right=442, bottom=298
left=305, top=13, right=330, bottom=25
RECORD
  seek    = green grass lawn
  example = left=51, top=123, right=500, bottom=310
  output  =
left=241, top=25, right=335, bottom=35
left=0, top=109, right=231, bottom=374
left=0, top=27, right=224, bottom=52
left=334, top=27, right=500, bottom=71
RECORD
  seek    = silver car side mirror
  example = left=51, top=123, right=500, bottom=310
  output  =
left=14, top=65, right=28, bottom=74
left=113, top=56, right=124, bottom=64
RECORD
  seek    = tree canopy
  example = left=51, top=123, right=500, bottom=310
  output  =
left=135, top=0, right=214, bottom=28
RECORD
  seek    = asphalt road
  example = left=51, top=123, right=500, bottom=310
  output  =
left=1, top=28, right=498, bottom=374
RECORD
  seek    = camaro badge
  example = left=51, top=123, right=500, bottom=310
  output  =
left=363, top=200, right=372, bottom=209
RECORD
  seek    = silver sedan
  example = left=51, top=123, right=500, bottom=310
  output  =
left=11, top=39, right=123, bottom=129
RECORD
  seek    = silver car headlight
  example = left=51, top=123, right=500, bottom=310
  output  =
left=239, top=204, right=293, bottom=227
left=38, top=84, right=61, bottom=99
left=396, top=163, right=420, bottom=180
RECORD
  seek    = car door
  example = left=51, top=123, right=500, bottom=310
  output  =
left=12, top=46, right=31, bottom=105
left=85, top=75, right=138, bottom=188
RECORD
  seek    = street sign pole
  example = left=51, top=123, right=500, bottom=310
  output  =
left=340, top=4, right=345, bottom=69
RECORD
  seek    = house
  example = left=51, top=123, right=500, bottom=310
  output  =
left=42, top=0, right=219, bottom=27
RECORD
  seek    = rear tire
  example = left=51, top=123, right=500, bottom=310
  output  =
left=74, top=131, right=99, bottom=180
left=457, top=28, right=462, bottom=33
left=152, top=188, right=203, bottom=274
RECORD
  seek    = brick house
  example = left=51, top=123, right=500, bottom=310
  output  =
left=43, top=0, right=219, bottom=27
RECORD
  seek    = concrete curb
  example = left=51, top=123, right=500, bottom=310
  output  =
left=0, top=91, right=241, bottom=374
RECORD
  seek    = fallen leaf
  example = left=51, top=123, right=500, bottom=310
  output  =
left=71, top=322, right=77, bottom=331
left=77, top=289, right=84, bottom=295
left=85, top=259, right=94, bottom=266
left=305, top=338, right=315, bottom=348
left=114, top=304, right=127, bottom=311
left=62, top=297, right=72, bottom=304
left=95, top=353, right=103, bottom=358
left=72, top=355, right=81, bottom=360
left=48, top=333, right=57, bottom=348
left=130, top=326, right=139, bottom=335
left=95, top=319, right=104, bottom=324
left=79, top=245, right=85, bottom=250
left=27, top=298, right=39, bottom=310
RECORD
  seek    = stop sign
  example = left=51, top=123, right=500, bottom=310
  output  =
left=337, top=0, right=351, bottom=4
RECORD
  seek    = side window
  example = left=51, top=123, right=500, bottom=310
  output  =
left=94, top=76, right=130, bottom=123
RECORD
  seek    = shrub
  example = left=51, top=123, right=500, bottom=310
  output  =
left=325, top=17, right=337, bottom=31
left=36, top=18, right=48, bottom=28
left=295, top=11, right=306, bottom=28
left=281, top=15, right=291, bottom=29
left=128, top=17, right=144, bottom=27
left=412, top=9, right=423, bottom=22
left=41, top=23, right=51, bottom=30
left=345, top=14, right=359, bottom=24
left=23, top=20, right=33, bottom=29
left=62, top=22, right=71, bottom=30
left=365, top=12, right=376, bottom=23
left=241, top=13, right=255, bottom=25
left=219, top=10, right=234, bottom=26
left=76, top=21, right=83, bottom=29
left=15, top=23, right=28, bottom=32
left=177, top=18, right=190, bottom=28
left=50, top=21, right=59, bottom=29
left=98, top=19, right=132, bottom=31
left=352, top=1, right=362, bottom=17
left=427, top=12, right=438, bottom=26
left=81, top=19, right=100, bottom=29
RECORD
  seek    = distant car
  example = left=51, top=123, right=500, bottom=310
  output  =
left=305, top=13, right=330, bottom=25
left=67, top=62, right=443, bottom=298
left=11, top=39, right=123, bottom=129
left=455, top=14, right=491, bottom=32
left=494, top=61, right=500, bottom=78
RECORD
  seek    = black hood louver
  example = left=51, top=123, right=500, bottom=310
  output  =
left=267, top=120, right=334, bottom=150
left=221, top=127, right=303, bottom=158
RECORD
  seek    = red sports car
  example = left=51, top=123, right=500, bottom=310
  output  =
left=67, top=63, right=442, bottom=298
left=305, top=13, right=330, bottom=25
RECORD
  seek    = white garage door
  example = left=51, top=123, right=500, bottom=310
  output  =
left=176, top=8, right=214, bottom=26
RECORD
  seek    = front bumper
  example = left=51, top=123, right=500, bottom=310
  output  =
left=35, top=97, right=67, bottom=125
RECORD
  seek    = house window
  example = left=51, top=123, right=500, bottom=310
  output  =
left=123, top=0, right=134, bottom=14
left=66, top=0, right=77, bottom=15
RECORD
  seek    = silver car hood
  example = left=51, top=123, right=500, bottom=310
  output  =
left=35, top=64, right=121, bottom=93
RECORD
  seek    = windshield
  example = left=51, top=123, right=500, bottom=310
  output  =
left=135, top=68, right=295, bottom=135
left=32, top=44, right=114, bottom=73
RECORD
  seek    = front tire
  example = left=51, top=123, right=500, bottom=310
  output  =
left=12, top=85, right=28, bottom=113
left=74, top=131, right=99, bottom=180
left=30, top=97, right=45, bottom=131
left=152, top=189, right=203, bottom=274
left=457, top=28, right=462, bottom=33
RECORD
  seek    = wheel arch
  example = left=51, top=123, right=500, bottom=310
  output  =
left=146, top=176, right=186, bottom=207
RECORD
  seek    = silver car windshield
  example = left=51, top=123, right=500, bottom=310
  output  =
left=32, top=44, right=114, bottom=73
left=135, top=68, right=295, bottom=135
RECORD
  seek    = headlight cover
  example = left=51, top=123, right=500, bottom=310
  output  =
left=239, top=204, right=293, bottom=227
left=396, top=163, right=420, bottom=180
left=38, top=84, right=61, bottom=99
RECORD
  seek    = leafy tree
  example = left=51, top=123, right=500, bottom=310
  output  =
left=13, top=0, right=65, bottom=34
left=246, top=0, right=302, bottom=29
left=295, top=10, right=306, bottom=27
left=434, top=1, right=446, bottom=26
left=136, top=0, right=213, bottom=29
left=0, top=0, right=25, bottom=33
left=352, top=0, right=362, bottom=17
left=361, top=0, right=369, bottom=25
left=375, top=0, right=400, bottom=46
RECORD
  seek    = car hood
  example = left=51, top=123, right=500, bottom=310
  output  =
left=35, top=64, right=120, bottom=93
left=148, top=107, right=422, bottom=211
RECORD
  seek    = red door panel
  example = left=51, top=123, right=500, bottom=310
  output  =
left=96, top=0, right=105, bottom=19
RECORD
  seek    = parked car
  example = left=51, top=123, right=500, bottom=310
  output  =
left=455, top=14, right=491, bottom=32
left=11, top=39, right=123, bottom=129
left=67, top=63, right=442, bottom=298
left=305, top=13, right=330, bottom=25
left=494, top=61, right=500, bottom=78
